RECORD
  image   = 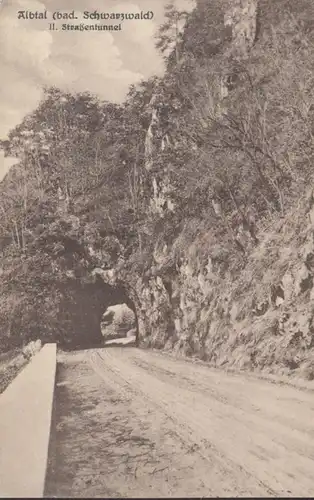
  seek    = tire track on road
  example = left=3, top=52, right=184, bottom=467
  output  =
left=89, top=349, right=278, bottom=497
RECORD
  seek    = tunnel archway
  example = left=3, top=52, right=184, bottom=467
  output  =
left=56, top=275, right=139, bottom=350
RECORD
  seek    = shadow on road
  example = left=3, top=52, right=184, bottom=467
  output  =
left=61, top=336, right=138, bottom=352
left=103, top=341, right=137, bottom=348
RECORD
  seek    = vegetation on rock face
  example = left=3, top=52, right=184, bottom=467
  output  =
left=1, top=0, right=314, bottom=378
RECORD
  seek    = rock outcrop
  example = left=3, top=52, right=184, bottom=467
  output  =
left=224, top=0, right=258, bottom=55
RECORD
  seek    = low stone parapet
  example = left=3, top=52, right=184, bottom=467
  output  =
left=0, top=343, right=57, bottom=498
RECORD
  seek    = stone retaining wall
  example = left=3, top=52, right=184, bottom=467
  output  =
left=0, top=343, right=57, bottom=498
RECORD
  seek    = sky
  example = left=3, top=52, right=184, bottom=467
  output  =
left=0, top=0, right=195, bottom=179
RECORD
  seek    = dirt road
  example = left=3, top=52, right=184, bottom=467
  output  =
left=45, top=346, right=314, bottom=497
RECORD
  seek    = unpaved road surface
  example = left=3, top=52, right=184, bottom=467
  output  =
left=45, top=347, right=314, bottom=497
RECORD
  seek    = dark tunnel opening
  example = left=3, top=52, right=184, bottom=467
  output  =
left=58, top=275, right=139, bottom=351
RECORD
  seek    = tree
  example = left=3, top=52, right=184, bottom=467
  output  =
left=155, top=2, right=189, bottom=65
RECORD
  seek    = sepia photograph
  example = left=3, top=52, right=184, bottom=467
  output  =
left=1, top=0, right=314, bottom=497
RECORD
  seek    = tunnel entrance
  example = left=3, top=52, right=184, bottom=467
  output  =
left=57, top=275, right=139, bottom=351
left=101, top=304, right=137, bottom=347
